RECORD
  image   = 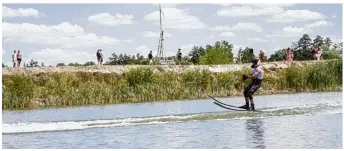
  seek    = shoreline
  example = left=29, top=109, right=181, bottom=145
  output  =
left=2, top=59, right=342, bottom=110
left=3, top=90, right=341, bottom=111
left=2, top=60, right=329, bottom=76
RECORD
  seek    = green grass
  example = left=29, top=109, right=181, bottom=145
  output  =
left=2, top=60, right=342, bottom=110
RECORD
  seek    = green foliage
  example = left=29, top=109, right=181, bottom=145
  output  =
left=28, top=59, right=39, bottom=67
left=268, top=49, right=286, bottom=61
left=199, top=41, right=234, bottom=65
left=124, top=67, right=155, bottom=87
left=68, top=62, right=82, bottom=66
left=324, top=37, right=333, bottom=48
left=56, top=63, right=65, bottom=67
left=188, top=46, right=206, bottom=64
left=3, top=60, right=342, bottom=110
left=2, top=74, right=35, bottom=109
left=241, top=47, right=255, bottom=63
left=323, top=49, right=342, bottom=60
left=199, top=49, right=233, bottom=65
left=107, top=53, right=148, bottom=65
left=292, top=34, right=313, bottom=60
left=182, top=69, right=212, bottom=91
left=313, top=35, right=324, bottom=47
left=269, top=35, right=340, bottom=61
left=84, top=61, right=96, bottom=66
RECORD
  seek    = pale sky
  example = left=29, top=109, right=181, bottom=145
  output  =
left=2, top=3, right=343, bottom=66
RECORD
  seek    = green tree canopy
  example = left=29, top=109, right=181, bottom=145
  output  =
left=268, top=49, right=286, bottom=61
left=199, top=41, right=234, bottom=65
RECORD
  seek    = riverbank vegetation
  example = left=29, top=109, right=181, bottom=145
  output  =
left=2, top=59, right=342, bottom=110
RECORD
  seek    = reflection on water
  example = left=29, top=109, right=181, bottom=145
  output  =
left=245, top=118, right=265, bottom=149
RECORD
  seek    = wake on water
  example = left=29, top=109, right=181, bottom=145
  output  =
left=2, top=101, right=342, bottom=134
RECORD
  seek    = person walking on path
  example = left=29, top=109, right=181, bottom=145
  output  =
left=148, top=51, right=153, bottom=65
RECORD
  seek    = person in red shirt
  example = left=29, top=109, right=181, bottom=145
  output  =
left=312, top=46, right=317, bottom=60
left=259, top=50, right=265, bottom=62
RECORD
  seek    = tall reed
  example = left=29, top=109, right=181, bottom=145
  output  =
left=2, top=60, right=342, bottom=109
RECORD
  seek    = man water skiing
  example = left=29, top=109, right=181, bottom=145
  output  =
left=239, top=58, right=264, bottom=111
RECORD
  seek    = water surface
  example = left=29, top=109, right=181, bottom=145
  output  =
left=2, top=92, right=342, bottom=149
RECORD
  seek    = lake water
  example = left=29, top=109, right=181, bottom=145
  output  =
left=2, top=92, right=342, bottom=149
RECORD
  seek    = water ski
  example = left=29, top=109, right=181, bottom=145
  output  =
left=210, top=95, right=261, bottom=112
left=213, top=102, right=247, bottom=111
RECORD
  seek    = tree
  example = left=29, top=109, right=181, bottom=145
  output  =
left=236, top=48, right=243, bottom=64
left=135, top=53, right=145, bottom=64
left=268, top=49, right=286, bottom=61
left=84, top=61, right=95, bottom=66
left=28, top=59, right=39, bottom=67
left=339, top=42, right=343, bottom=54
left=68, top=63, right=82, bottom=66
left=41, top=62, right=45, bottom=67
left=322, top=46, right=342, bottom=59
left=313, top=35, right=324, bottom=47
left=56, top=63, right=65, bottom=67
left=324, top=50, right=341, bottom=59
left=199, top=41, right=234, bottom=65
left=108, top=53, right=119, bottom=65
left=324, top=37, right=333, bottom=48
left=241, top=47, right=255, bottom=63
left=188, top=46, right=206, bottom=64
left=292, top=34, right=313, bottom=60
left=333, top=42, right=343, bottom=54
left=2, top=63, right=5, bottom=68
left=182, top=56, right=191, bottom=65
left=199, top=49, right=233, bottom=65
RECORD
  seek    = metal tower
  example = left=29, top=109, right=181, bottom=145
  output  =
left=157, top=4, right=166, bottom=63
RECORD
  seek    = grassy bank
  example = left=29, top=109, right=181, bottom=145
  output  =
left=2, top=60, right=342, bottom=110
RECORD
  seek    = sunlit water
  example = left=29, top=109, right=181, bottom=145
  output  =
left=2, top=92, right=342, bottom=149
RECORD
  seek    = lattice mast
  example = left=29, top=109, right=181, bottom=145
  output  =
left=157, top=4, right=166, bottom=62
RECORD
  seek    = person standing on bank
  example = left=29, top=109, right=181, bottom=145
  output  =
left=148, top=51, right=153, bottom=65
left=17, top=50, right=22, bottom=67
left=259, top=50, right=265, bottom=62
left=240, top=58, right=264, bottom=111
left=96, top=48, right=103, bottom=65
left=177, top=48, right=182, bottom=65
left=12, top=50, right=17, bottom=67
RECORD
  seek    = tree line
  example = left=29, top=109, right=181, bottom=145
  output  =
left=269, top=34, right=342, bottom=61
left=3, top=34, right=342, bottom=68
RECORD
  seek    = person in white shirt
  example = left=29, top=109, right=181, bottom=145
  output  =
left=12, top=50, right=17, bottom=67
left=240, top=58, right=264, bottom=111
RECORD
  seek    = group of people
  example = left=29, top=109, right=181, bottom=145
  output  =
left=148, top=48, right=183, bottom=65
left=12, top=50, right=22, bottom=67
left=96, top=48, right=183, bottom=66
left=312, top=45, right=323, bottom=61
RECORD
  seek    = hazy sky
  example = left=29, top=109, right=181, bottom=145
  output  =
left=2, top=3, right=342, bottom=66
